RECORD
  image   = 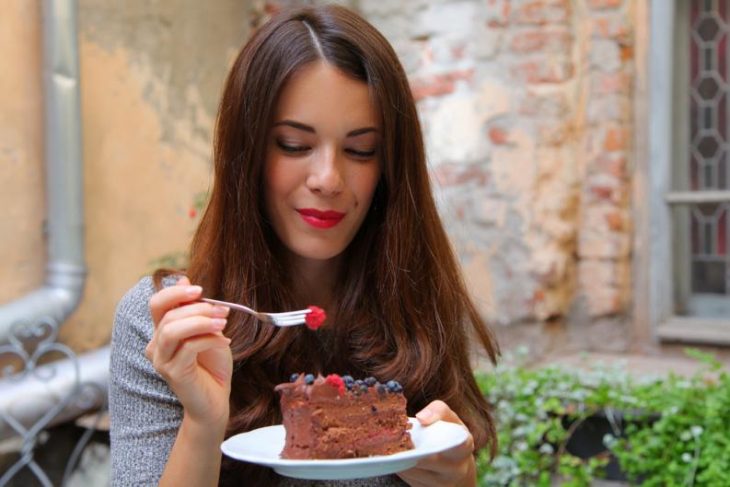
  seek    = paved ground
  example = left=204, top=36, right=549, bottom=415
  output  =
left=0, top=421, right=109, bottom=486
left=537, top=351, right=721, bottom=378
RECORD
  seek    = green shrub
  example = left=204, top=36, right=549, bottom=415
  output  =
left=474, top=348, right=730, bottom=487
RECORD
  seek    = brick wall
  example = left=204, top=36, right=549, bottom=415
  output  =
left=260, top=0, right=636, bottom=332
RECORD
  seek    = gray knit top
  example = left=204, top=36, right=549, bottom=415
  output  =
left=109, top=277, right=407, bottom=486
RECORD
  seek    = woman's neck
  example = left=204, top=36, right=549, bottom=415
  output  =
left=289, top=255, right=341, bottom=310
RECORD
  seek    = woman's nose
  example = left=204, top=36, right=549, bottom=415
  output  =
left=306, top=147, right=344, bottom=195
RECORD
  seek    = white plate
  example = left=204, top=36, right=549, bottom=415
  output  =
left=221, top=418, right=469, bottom=480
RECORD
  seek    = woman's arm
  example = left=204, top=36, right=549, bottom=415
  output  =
left=158, top=412, right=227, bottom=487
left=109, top=276, right=232, bottom=486
left=109, top=277, right=184, bottom=485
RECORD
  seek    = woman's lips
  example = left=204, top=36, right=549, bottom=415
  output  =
left=297, top=208, right=346, bottom=229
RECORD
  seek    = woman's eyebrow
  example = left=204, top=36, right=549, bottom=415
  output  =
left=272, top=120, right=378, bottom=137
left=273, top=120, right=315, bottom=133
left=346, top=127, right=378, bottom=137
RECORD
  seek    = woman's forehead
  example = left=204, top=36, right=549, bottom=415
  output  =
left=273, top=62, right=379, bottom=131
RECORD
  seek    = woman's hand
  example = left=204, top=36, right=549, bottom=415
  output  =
left=398, top=400, right=476, bottom=487
left=145, top=276, right=233, bottom=428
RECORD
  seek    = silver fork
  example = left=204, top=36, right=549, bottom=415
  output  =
left=201, top=298, right=311, bottom=327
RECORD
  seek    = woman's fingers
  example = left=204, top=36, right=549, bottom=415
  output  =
left=400, top=400, right=476, bottom=487
left=153, top=334, right=231, bottom=381
left=398, top=469, right=443, bottom=487
left=154, top=315, right=228, bottom=363
left=440, top=435, right=475, bottom=461
left=400, top=457, right=473, bottom=487
left=399, top=445, right=475, bottom=487
left=415, top=400, right=464, bottom=426
left=158, top=302, right=229, bottom=328
left=148, top=278, right=202, bottom=325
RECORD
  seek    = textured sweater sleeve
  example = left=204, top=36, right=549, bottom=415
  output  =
left=109, top=277, right=182, bottom=486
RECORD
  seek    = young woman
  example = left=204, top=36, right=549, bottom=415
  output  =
left=109, top=5, right=498, bottom=486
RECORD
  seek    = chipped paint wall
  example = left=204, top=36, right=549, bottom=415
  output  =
left=1, top=1, right=257, bottom=351
left=1, top=0, right=639, bottom=356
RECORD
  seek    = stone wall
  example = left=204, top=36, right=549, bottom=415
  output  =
left=355, top=0, right=635, bottom=328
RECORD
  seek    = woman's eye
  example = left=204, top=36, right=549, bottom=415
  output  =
left=346, top=148, right=377, bottom=159
left=276, top=140, right=309, bottom=153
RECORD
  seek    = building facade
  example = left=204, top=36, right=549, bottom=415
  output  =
left=2, top=0, right=729, bottom=364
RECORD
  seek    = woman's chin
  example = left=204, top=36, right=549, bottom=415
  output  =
left=285, top=243, right=346, bottom=263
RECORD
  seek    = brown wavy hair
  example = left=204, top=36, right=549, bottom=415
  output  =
left=162, top=4, right=498, bottom=484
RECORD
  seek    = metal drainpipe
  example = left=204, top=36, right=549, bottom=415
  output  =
left=0, top=0, right=86, bottom=341
left=0, top=0, right=110, bottom=442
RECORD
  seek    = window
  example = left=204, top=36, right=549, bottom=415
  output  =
left=650, top=0, right=730, bottom=343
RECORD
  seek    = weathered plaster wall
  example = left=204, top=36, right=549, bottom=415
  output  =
left=1, top=1, right=254, bottom=351
left=1, top=1, right=46, bottom=309
left=1, top=0, right=637, bottom=356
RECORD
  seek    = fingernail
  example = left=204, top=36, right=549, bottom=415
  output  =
left=213, top=305, right=230, bottom=316
left=416, top=409, right=433, bottom=421
left=212, top=318, right=227, bottom=329
left=186, top=285, right=202, bottom=296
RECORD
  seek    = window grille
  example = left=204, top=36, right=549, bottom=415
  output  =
left=668, top=0, right=730, bottom=320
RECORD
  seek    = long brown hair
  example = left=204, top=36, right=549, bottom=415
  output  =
left=174, top=4, right=498, bottom=483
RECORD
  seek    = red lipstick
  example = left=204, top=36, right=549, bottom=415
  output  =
left=297, top=208, right=345, bottom=229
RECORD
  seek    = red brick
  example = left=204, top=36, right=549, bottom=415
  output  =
left=592, top=15, right=631, bottom=40
left=510, top=29, right=572, bottom=54
left=592, top=71, right=631, bottom=95
left=432, top=163, right=489, bottom=187
left=485, top=0, right=511, bottom=27
left=514, top=0, right=570, bottom=26
left=588, top=0, right=623, bottom=10
left=605, top=211, right=624, bottom=231
left=595, top=154, right=628, bottom=179
left=620, top=44, right=634, bottom=61
left=603, top=126, right=628, bottom=151
left=512, top=59, right=574, bottom=84
left=590, top=184, right=614, bottom=200
left=410, top=69, right=474, bottom=101
left=488, top=126, right=510, bottom=145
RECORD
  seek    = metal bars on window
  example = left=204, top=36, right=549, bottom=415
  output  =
left=667, top=0, right=730, bottom=318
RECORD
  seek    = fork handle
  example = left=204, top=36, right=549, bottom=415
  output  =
left=201, top=298, right=258, bottom=316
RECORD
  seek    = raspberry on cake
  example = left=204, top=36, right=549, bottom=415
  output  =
left=275, top=373, right=414, bottom=459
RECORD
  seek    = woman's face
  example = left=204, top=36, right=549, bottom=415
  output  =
left=264, top=61, right=381, bottom=264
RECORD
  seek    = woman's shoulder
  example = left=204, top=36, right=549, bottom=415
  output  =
left=116, top=276, right=154, bottom=314
left=114, top=274, right=181, bottom=321
left=111, top=276, right=156, bottom=349
left=113, top=273, right=187, bottom=347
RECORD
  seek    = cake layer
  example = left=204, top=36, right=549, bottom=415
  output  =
left=275, top=373, right=414, bottom=459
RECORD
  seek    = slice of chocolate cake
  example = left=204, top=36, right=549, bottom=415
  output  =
left=275, top=373, right=414, bottom=459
